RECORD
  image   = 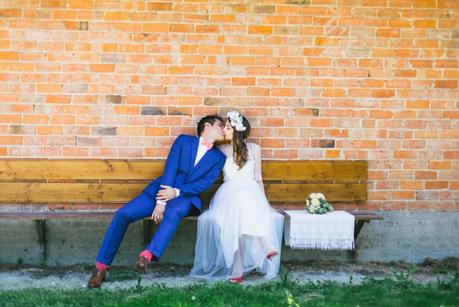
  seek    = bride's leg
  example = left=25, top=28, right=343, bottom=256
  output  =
left=258, top=237, right=274, bottom=254
left=230, top=238, right=244, bottom=279
left=258, top=237, right=278, bottom=260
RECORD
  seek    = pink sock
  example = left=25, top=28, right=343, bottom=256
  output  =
left=140, top=250, right=153, bottom=263
left=96, top=262, right=107, bottom=271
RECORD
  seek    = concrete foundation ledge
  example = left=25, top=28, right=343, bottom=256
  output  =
left=0, top=211, right=457, bottom=265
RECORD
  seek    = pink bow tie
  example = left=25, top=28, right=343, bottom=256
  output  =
left=201, top=138, right=213, bottom=149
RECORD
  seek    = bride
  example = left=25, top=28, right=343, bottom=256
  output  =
left=190, top=111, right=284, bottom=283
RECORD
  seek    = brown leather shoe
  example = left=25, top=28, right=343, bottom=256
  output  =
left=87, top=269, right=106, bottom=288
left=132, top=255, right=149, bottom=274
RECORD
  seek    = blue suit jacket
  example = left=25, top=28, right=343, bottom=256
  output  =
left=143, top=134, right=226, bottom=210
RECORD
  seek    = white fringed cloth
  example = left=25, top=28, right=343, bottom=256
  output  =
left=284, top=210, right=355, bottom=250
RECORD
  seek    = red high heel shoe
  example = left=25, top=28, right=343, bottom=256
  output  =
left=266, top=250, right=278, bottom=261
left=229, top=276, right=244, bottom=284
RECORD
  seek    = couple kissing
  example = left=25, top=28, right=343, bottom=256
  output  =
left=88, top=111, right=283, bottom=288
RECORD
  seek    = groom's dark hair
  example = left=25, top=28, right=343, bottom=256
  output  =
left=197, top=115, right=224, bottom=136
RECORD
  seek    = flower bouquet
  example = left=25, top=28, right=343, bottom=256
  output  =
left=306, top=193, right=333, bottom=214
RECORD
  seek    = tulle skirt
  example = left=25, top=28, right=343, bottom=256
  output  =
left=190, top=179, right=284, bottom=280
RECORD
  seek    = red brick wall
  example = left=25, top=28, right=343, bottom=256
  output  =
left=0, top=0, right=458, bottom=211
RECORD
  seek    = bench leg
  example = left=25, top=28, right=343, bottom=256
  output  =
left=34, top=219, right=47, bottom=264
left=142, top=219, right=154, bottom=246
left=350, top=220, right=369, bottom=260
left=354, top=220, right=368, bottom=241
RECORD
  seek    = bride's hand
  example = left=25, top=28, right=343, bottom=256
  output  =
left=151, top=204, right=165, bottom=224
left=156, top=185, right=177, bottom=202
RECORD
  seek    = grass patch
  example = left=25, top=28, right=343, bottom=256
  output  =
left=1, top=272, right=458, bottom=307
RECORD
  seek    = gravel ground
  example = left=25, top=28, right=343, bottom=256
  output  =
left=0, top=258, right=457, bottom=291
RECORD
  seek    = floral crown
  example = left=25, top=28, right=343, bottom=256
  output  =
left=227, top=111, right=247, bottom=132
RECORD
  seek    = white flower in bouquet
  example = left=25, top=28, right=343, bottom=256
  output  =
left=316, top=193, right=325, bottom=200
left=311, top=198, right=320, bottom=207
left=305, top=192, right=333, bottom=214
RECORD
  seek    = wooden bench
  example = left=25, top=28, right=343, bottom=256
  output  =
left=0, top=159, right=382, bottom=260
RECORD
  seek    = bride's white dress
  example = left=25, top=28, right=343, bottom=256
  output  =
left=190, top=143, right=284, bottom=280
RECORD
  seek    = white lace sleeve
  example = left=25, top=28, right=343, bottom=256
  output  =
left=249, top=143, right=263, bottom=182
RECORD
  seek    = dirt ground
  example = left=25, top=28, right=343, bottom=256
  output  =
left=0, top=258, right=457, bottom=290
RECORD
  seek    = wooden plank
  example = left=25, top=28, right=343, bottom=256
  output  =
left=0, top=182, right=367, bottom=204
left=0, top=182, right=142, bottom=204
left=0, top=160, right=164, bottom=181
left=203, top=183, right=367, bottom=204
left=261, top=160, right=367, bottom=181
left=0, top=159, right=367, bottom=182
left=265, top=183, right=366, bottom=202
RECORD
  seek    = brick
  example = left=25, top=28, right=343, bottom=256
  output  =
left=0, top=136, right=22, bottom=145
left=232, top=77, right=255, bottom=86
left=141, top=106, right=166, bottom=115
left=414, top=20, right=436, bottom=28
left=0, top=115, right=21, bottom=123
left=249, top=26, right=273, bottom=35
left=37, top=126, right=63, bottom=135
left=0, top=9, right=22, bottom=17
left=63, top=147, right=89, bottom=156
left=168, top=107, right=192, bottom=116
left=253, top=5, right=275, bottom=14
left=114, top=106, right=139, bottom=115
left=376, top=29, right=400, bottom=38
left=90, top=64, right=115, bottom=73
left=105, top=95, right=125, bottom=104
left=425, top=181, right=449, bottom=189
left=143, top=23, right=168, bottom=33
left=434, top=80, right=457, bottom=89
left=318, top=139, right=335, bottom=148
left=66, top=0, right=93, bottom=9
left=23, top=115, right=49, bottom=124
left=204, top=98, right=225, bottom=106
left=263, top=16, right=286, bottom=25
left=286, top=0, right=311, bottom=4
left=145, top=127, right=169, bottom=136
left=307, top=58, right=331, bottom=66
left=50, top=116, right=75, bottom=125
left=147, top=2, right=173, bottom=11
left=46, top=95, right=71, bottom=103
left=127, top=96, right=150, bottom=105
left=37, top=84, right=62, bottom=93
left=210, top=14, right=235, bottom=23
left=406, top=100, right=429, bottom=109
left=92, top=127, right=117, bottom=136
left=428, top=161, right=451, bottom=170
left=261, top=139, right=284, bottom=148
left=415, top=171, right=438, bottom=180
left=394, top=150, right=416, bottom=159
left=0, top=51, right=18, bottom=61
left=41, top=0, right=65, bottom=8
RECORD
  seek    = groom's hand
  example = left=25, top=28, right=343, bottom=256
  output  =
left=156, top=185, right=177, bottom=202
left=151, top=204, right=165, bottom=224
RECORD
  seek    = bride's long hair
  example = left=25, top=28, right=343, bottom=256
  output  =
left=229, top=115, right=251, bottom=170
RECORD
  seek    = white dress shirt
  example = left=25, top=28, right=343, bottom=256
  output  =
left=156, top=137, right=212, bottom=207
left=194, top=136, right=211, bottom=166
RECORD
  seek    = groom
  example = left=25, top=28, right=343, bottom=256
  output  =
left=88, top=115, right=226, bottom=288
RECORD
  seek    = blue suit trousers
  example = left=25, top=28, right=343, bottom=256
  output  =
left=96, top=192, right=193, bottom=265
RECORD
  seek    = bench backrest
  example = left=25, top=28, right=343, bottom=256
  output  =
left=0, top=159, right=367, bottom=210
